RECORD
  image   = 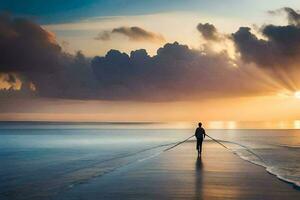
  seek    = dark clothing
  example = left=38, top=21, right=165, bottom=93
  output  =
left=196, top=140, right=203, bottom=153
left=195, top=127, right=205, bottom=140
left=195, top=127, right=206, bottom=154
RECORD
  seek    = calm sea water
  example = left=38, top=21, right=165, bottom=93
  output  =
left=0, top=123, right=299, bottom=199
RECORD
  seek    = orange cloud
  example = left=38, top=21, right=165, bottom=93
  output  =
left=95, top=26, right=166, bottom=43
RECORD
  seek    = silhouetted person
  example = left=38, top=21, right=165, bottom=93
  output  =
left=195, top=122, right=206, bottom=157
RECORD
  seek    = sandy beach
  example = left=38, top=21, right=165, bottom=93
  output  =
left=57, top=141, right=300, bottom=200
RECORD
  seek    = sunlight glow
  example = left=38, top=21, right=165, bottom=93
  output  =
left=295, top=91, right=300, bottom=99
left=294, top=120, right=300, bottom=129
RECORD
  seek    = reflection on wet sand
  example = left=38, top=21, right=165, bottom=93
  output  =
left=194, top=156, right=203, bottom=199
left=56, top=142, right=300, bottom=200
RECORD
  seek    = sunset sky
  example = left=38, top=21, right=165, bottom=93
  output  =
left=1, top=0, right=300, bottom=123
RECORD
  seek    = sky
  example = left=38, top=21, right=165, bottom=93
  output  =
left=1, top=0, right=300, bottom=124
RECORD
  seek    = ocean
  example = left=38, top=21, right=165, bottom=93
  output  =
left=0, top=122, right=299, bottom=199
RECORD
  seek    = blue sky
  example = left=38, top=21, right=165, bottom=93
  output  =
left=1, top=0, right=299, bottom=24
left=0, top=0, right=201, bottom=23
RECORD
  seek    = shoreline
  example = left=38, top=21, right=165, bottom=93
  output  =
left=213, top=140, right=300, bottom=190
left=233, top=149, right=300, bottom=190
left=57, top=141, right=300, bottom=200
left=241, top=153, right=300, bottom=190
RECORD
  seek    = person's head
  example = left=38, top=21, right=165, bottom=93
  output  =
left=198, top=122, right=202, bottom=127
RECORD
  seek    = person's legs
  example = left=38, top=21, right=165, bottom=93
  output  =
left=196, top=140, right=200, bottom=156
left=199, top=141, right=203, bottom=155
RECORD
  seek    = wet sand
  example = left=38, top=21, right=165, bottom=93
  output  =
left=58, top=141, right=300, bottom=200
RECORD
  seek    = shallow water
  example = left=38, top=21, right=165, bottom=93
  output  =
left=0, top=123, right=299, bottom=199
left=208, top=129, right=300, bottom=188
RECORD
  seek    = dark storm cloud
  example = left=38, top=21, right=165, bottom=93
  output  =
left=232, top=13, right=300, bottom=68
left=232, top=8, right=300, bottom=90
left=0, top=14, right=96, bottom=98
left=91, top=42, right=262, bottom=100
left=232, top=27, right=275, bottom=67
left=0, top=14, right=62, bottom=73
left=95, top=26, right=165, bottom=43
left=197, top=23, right=220, bottom=41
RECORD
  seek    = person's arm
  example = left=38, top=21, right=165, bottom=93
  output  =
left=203, top=129, right=206, bottom=138
left=195, top=128, right=198, bottom=137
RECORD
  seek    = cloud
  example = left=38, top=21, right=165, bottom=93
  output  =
left=283, top=7, right=300, bottom=26
left=269, top=7, right=300, bottom=26
left=95, top=26, right=165, bottom=43
left=0, top=73, right=19, bottom=90
left=197, top=23, right=220, bottom=41
left=2, top=11, right=300, bottom=101
left=95, top=30, right=111, bottom=41
left=232, top=9, right=300, bottom=91
left=0, top=14, right=96, bottom=98
left=232, top=25, right=300, bottom=68
left=0, top=14, right=63, bottom=74
left=91, top=42, right=266, bottom=100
